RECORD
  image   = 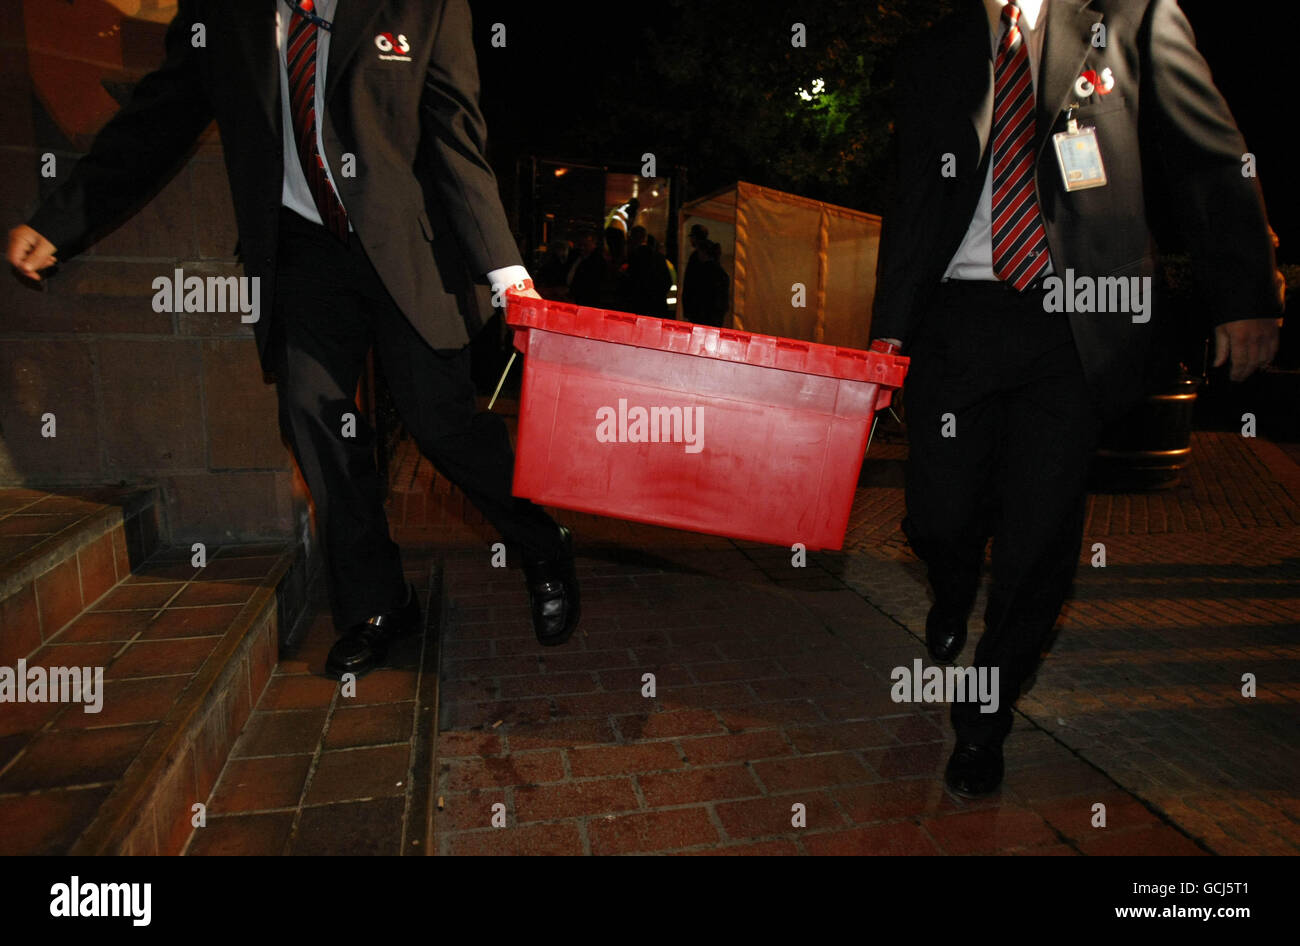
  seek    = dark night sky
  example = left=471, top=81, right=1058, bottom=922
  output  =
left=1178, top=0, right=1297, bottom=262
left=469, top=1, right=1299, bottom=263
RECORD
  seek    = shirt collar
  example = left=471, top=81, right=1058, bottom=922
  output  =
left=984, top=0, right=1044, bottom=34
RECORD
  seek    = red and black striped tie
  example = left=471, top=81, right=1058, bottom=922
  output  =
left=287, top=0, right=349, bottom=243
left=991, top=1, right=1049, bottom=290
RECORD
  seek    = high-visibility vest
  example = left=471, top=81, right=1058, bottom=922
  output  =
left=604, top=202, right=632, bottom=234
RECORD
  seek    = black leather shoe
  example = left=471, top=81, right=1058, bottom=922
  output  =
left=925, top=604, right=967, bottom=664
left=325, top=582, right=421, bottom=680
left=522, top=525, right=580, bottom=646
left=944, top=742, right=1004, bottom=797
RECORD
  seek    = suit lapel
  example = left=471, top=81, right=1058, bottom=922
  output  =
left=1036, top=0, right=1103, bottom=146
left=227, top=0, right=280, bottom=139
left=961, top=2, right=996, bottom=159
left=325, top=0, right=390, bottom=102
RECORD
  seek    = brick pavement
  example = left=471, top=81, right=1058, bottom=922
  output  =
left=430, top=516, right=1206, bottom=855
left=197, top=428, right=1297, bottom=855
left=838, top=431, right=1300, bottom=855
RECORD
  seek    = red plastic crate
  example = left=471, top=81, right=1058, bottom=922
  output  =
left=505, top=293, right=908, bottom=550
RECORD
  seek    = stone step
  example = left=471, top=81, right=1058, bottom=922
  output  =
left=0, top=538, right=317, bottom=855
left=182, top=558, right=445, bottom=856
left=1, top=485, right=161, bottom=665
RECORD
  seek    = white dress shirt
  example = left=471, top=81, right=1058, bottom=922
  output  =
left=943, top=0, right=1054, bottom=281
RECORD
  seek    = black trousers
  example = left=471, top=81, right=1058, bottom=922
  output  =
left=902, top=280, right=1100, bottom=747
left=269, top=209, right=561, bottom=631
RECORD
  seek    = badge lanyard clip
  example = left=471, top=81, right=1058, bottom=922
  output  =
left=1065, top=102, right=1080, bottom=135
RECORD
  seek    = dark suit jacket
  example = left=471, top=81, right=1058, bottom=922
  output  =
left=569, top=251, right=608, bottom=308
left=872, top=0, right=1282, bottom=419
left=28, top=0, right=519, bottom=372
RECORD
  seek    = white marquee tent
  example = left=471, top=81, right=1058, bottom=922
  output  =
left=676, top=181, right=883, bottom=349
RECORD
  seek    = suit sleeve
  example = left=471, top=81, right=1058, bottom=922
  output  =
left=419, top=0, right=522, bottom=276
left=871, top=47, right=927, bottom=344
left=27, top=0, right=212, bottom=256
left=1139, top=0, right=1282, bottom=322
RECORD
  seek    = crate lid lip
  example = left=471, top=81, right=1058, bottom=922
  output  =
left=506, top=293, right=908, bottom=386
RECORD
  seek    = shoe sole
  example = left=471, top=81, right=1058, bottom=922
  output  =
left=944, top=779, right=1001, bottom=799
left=536, top=627, right=577, bottom=647
left=944, top=762, right=1004, bottom=798
left=324, top=659, right=378, bottom=681
left=926, top=642, right=965, bottom=665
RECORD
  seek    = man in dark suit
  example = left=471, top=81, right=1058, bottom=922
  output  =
left=565, top=230, right=607, bottom=307
left=681, top=223, right=712, bottom=324
left=8, top=0, right=581, bottom=676
left=871, top=0, right=1281, bottom=795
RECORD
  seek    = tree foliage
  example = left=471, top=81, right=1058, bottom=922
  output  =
left=562, top=0, right=957, bottom=210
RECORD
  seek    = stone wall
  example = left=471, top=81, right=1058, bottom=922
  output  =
left=0, top=0, right=306, bottom=543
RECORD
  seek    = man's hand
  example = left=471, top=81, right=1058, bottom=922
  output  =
left=501, top=278, right=540, bottom=316
left=7, top=225, right=57, bottom=281
left=488, top=264, right=539, bottom=321
left=1213, top=317, right=1280, bottom=382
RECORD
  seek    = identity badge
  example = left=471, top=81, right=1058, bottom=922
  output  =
left=1053, top=112, right=1107, bottom=192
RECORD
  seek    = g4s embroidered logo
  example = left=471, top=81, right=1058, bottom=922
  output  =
left=1073, top=67, right=1114, bottom=99
left=377, top=32, right=410, bottom=55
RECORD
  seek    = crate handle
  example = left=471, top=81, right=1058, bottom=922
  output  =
left=776, top=340, right=808, bottom=352
left=604, top=313, right=639, bottom=325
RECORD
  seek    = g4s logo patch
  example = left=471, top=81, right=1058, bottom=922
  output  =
left=1073, top=67, right=1115, bottom=99
left=374, top=31, right=412, bottom=60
